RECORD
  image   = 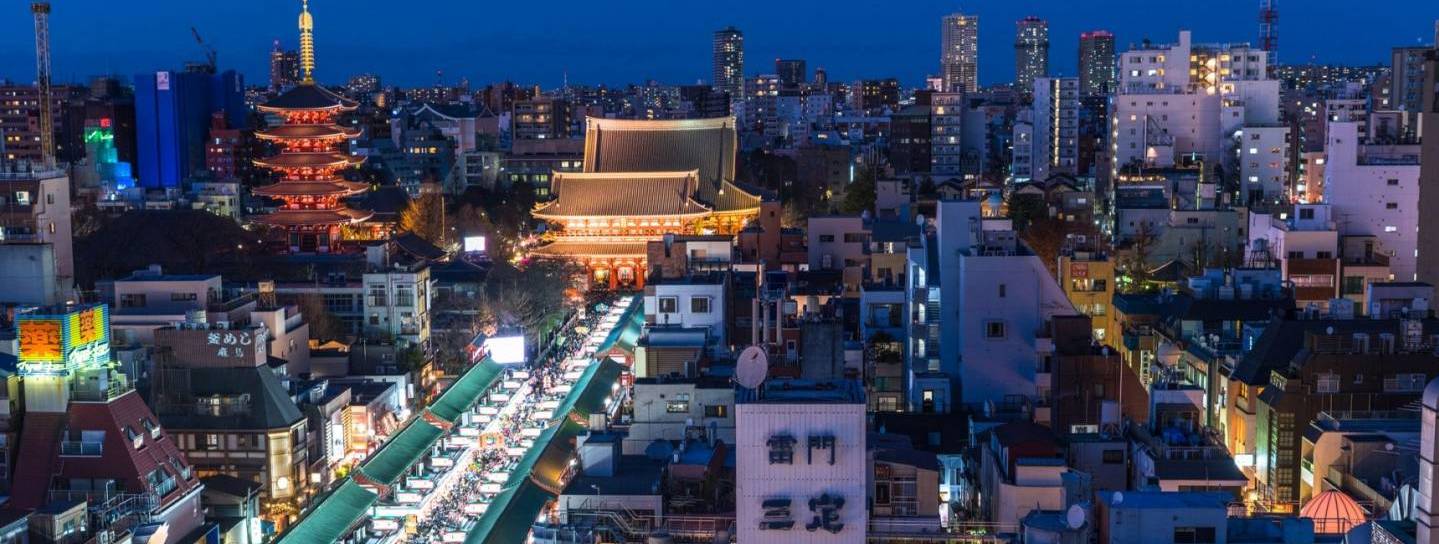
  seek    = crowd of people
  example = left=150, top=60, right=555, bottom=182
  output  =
left=401, top=294, right=628, bottom=543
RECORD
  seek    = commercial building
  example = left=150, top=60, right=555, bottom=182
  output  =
left=735, top=380, right=866, bottom=543
left=1019, top=77, right=1081, bottom=181
left=269, top=42, right=299, bottom=90
left=1014, top=16, right=1050, bottom=94
left=512, top=96, right=571, bottom=141
left=941, top=13, right=979, bottom=93
left=0, top=166, right=73, bottom=302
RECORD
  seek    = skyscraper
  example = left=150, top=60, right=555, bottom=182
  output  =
left=1014, top=16, right=1049, bottom=93
left=269, top=40, right=299, bottom=90
left=775, top=58, right=807, bottom=89
left=941, top=13, right=979, bottom=93
left=713, top=27, right=745, bottom=101
left=1079, top=30, right=1117, bottom=97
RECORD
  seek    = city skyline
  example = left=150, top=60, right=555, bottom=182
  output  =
left=0, top=0, right=1434, bottom=89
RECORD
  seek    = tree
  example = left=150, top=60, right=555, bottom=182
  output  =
left=1020, top=218, right=1067, bottom=279
left=399, top=185, right=447, bottom=247
left=838, top=166, right=878, bottom=215
left=297, top=293, right=345, bottom=342
left=1117, top=221, right=1159, bottom=293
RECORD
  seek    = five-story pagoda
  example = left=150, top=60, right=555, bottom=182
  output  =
left=252, top=0, right=370, bottom=253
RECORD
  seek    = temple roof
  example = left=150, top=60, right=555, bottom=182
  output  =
left=255, top=124, right=362, bottom=141
left=530, top=239, right=649, bottom=258
left=252, top=180, right=369, bottom=198
left=251, top=208, right=373, bottom=227
left=254, top=152, right=361, bottom=170
left=583, top=117, right=759, bottom=213
left=258, top=83, right=357, bottom=112
left=533, top=171, right=711, bottom=219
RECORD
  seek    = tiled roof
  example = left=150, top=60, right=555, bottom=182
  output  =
left=254, top=125, right=361, bottom=140
left=8, top=412, right=65, bottom=510
left=583, top=117, right=759, bottom=213
left=252, top=180, right=369, bottom=197
left=251, top=208, right=373, bottom=226
left=156, top=367, right=304, bottom=431
left=253, top=152, right=360, bottom=170
left=530, top=240, right=649, bottom=257
left=59, top=392, right=200, bottom=508
left=533, top=171, right=711, bottom=218
left=259, top=84, right=357, bottom=111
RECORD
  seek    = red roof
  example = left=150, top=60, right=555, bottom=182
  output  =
left=9, top=392, right=201, bottom=513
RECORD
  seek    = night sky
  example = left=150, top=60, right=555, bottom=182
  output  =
left=1, top=0, right=1435, bottom=89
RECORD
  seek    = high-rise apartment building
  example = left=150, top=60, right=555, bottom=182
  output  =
left=1078, top=30, right=1117, bottom=97
left=775, top=59, right=807, bottom=89
left=1392, top=46, right=1431, bottom=115
left=1014, top=16, right=1050, bottom=93
left=713, top=27, right=745, bottom=100
left=270, top=40, right=300, bottom=90
left=134, top=69, right=246, bottom=189
left=941, top=13, right=979, bottom=93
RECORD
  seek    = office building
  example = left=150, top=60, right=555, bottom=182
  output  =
left=512, top=96, right=571, bottom=141
left=1015, top=16, right=1050, bottom=94
left=713, top=27, right=745, bottom=100
left=941, top=13, right=979, bottom=93
left=1078, top=30, right=1116, bottom=97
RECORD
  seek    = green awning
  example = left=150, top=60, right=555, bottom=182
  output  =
left=361, top=418, right=445, bottom=486
left=430, top=358, right=505, bottom=423
left=464, top=419, right=585, bottom=544
left=595, top=298, right=644, bottom=355
left=275, top=479, right=377, bottom=543
left=549, top=359, right=625, bottom=422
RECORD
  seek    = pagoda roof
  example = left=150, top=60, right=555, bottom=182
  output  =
left=584, top=116, right=759, bottom=213
left=251, top=208, right=373, bottom=227
left=252, top=180, right=369, bottom=198
left=255, top=124, right=362, bottom=141
left=530, top=239, right=650, bottom=258
left=254, top=152, right=361, bottom=170
left=258, top=83, right=357, bottom=112
left=533, top=171, right=711, bottom=219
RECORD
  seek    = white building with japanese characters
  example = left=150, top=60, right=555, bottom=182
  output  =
left=736, top=380, right=867, bottom=543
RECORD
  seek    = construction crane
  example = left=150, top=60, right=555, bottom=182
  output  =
left=32, top=1, right=54, bottom=168
left=191, top=26, right=218, bottom=74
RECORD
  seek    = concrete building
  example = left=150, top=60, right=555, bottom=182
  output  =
left=623, top=376, right=736, bottom=455
left=1095, top=491, right=1232, bottom=544
left=1014, top=17, right=1050, bottom=94
left=714, top=27, right=745, bottom=102
left=929, top=92, right=966, bottom=178
left=1025, top=77, right=1081, bottom=181
left=1056, top=246, right=1115, bottom=343
left=0, top=166, right=72, bottom=302
left=807, top=216, right=868, bottom=297
left=1237, top=125, right=1290, bottom=204
left=1324, top=121, right=1420, bottom=281
left=941, top=13, right=979, bottom=93
left=1246, top=203, right=1341, bottom=309
left=977, top=422, right=1071, bottom=524
left=735, top=381, right=866, bottom=543
left=1078, top=31, right=1117, bottom=97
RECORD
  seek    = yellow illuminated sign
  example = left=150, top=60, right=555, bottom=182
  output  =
left=19, top=319, right=62, bottom=361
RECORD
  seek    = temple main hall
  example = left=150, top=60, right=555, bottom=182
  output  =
left=531, top=117, right=761, bottom=289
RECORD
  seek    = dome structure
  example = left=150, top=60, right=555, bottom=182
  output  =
left=1299, top=490, right=1366, bottom=534
left=1423, top=375, right=1439, bottom=410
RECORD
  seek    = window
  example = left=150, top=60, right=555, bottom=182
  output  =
left=1299, top=208, right=1315, bottom=220
left=818, top=234, right=835, bottom=243
left=704, top=404, right=728, bottom=418
left=985, top=321, right=1006, bottom=339
left=690, top=296, right=712, bottom=314
left=658, top=296, right=678, bottom=313
left=1316, top=251, right=1333, bottom=259
left=1316, top=373, right=1340, bottom=394
left=1343, top=276, right=1366, bottom=295
left=1102, top=449, right=1125, bottom=464
left=1388, top=178, right=1400, bottom=186
left=169, top=292, right=197, bottom=302
left=1174, top=527, right=1218, bottom=544
left=203, top=434, right=221, bottom=450
left=666, top=400, right=690, bottom=413
left=14, top=191, right=29, bottom=206
left=875, top=482, right=892, bottom=504
left=1387, top=202, right=1399, bottom=210
left=998, top=284, right=1006, bottom=298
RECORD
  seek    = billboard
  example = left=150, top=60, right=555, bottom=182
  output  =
left=463, top=235, right=486, bottom=253
left=18, top=305, right=111, bottom=374
left=483, top=335, right=526, bottom=365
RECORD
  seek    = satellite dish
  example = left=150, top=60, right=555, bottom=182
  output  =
left=1111, top=491, right=1124, bottom=506
left=1066, top=504, right=1086, bottom=530
left=735, top=346, right=769, bottom=389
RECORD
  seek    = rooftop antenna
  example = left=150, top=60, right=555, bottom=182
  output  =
left=32, top=1, right=54, bottom=168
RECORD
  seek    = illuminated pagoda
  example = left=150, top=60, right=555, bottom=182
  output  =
left=531, top=117, right=761, bottom=288
left=6, top=304, right=205, bottom=542
left=251, top=0, right=370, bottom=253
